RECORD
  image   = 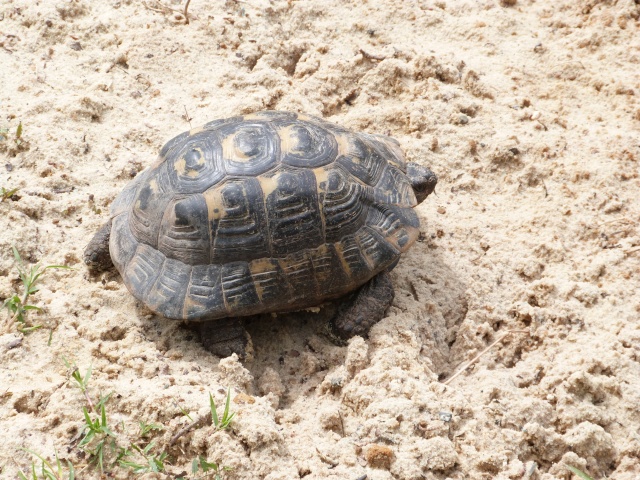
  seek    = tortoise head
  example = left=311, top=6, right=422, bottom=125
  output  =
left=407, top=163, right=438, bottom=204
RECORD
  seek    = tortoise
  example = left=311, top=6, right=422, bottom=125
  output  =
left=84, top=111, right=437, bottom=357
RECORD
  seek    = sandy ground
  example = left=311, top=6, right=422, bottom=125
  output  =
left=1, top=0, right=640, bottom=478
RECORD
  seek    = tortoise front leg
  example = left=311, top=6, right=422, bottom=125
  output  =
left=84, top=219, right=114, bottom=271
left=328, top=272, right=395, bottom=344
left=187, top=318, right=250, bottom=359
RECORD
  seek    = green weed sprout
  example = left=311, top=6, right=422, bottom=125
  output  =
left=210, top=388, right=235, bottom=430
left=3, top=247, right=70, bottom=333
left=69, top=364, right=92, bottom=394
left=79, top=402, right=116, bottom=472
left=187, top=389, right=236, bottom=478
left=192, top=455, right=232, bottom=480
left=174, top=399, right=194, bottom=422
left=18, top=448, right=75, bottom=480
left=139, top=421, right=164, bottom=437
left=117, top=441, right=168, bottom=474
left=0, top=121, right=21, bottom=142
left=63, top=359, right=100, bottom=413
left=0, top=121, right=27, bottom=155
left=1, top=186, right=19, bottom=201
left=170, top=388, right=236, bottom=445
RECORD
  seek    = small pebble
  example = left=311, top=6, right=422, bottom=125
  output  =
left=5, top=337, right=23, bottom=350
left=233, top=392, right=255, bottom=404
left=438, top=411, right=453, bottom=422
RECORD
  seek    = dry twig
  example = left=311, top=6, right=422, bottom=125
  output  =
left=184, top=0, right=191, bottom=24
left=143, top=0, right=191, bottom=24
left=443, top=330, right=530, bottom=385
left=359, top=48, right=387, bottom=61
left=142, top=1, right=172, bottom=14
left=315, top=446, right=339, bottom=467
left=169, top=412, right=210, bottom=445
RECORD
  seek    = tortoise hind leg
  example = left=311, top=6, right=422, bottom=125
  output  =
left=328, top=272, right=395, bottom=344
left=187, top=318, right=250, bottom=359
left=84, top=219, right=114, bottom=271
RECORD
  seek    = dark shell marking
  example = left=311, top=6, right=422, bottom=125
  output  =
left=109, top=111, right=420, bottom=321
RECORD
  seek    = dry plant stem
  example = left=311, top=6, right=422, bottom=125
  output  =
left=625, top=245, right=640, bottom=254
left=169, top=412, right=210, bottom=445
left=84, top=390, right=96, bottom=414
left=315, top=446, right=338, bottom=467
left=444, top=330, right=530, bottom=385
left=359, top=48, right=387, bottom=61
left=143, top=0, right=178, bottom=14
left=143, top=0, right=191, bottom=23
left=142, top=1, right=169, bottom=14
left=184, top=0, right=191, bottom=24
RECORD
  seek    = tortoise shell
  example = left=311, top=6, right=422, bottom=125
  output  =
left=109, top=111, right=421, bottom=321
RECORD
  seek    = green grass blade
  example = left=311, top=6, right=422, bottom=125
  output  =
left=55, top=449, right=62, bottom=474
left=225, top=411, right=236, bottom=426
left=97, top=392, right=112, bottom=411
left=21, top=448, right=53, bottom=470
left=223, top=388, right=232, bottom=423
left=175, top=401, right=193, bottom=421
left=80, top=429, right=94, bottom=447
left=143, top=440, right=155, bottom=455
left=44, top=265, right=72, bottom=270
left=96, top=441, right=105, bottom=472
left=18, top=325, right=43, bottom=333
left=22, top=305, right=42, bottom=311
left=210, top=393, right=219, bottom=427
left=82, top=407, right=92, bottom=425
left=565, top=466, right=594, bottom=480
left=83, top=365, right=92, bottom=388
